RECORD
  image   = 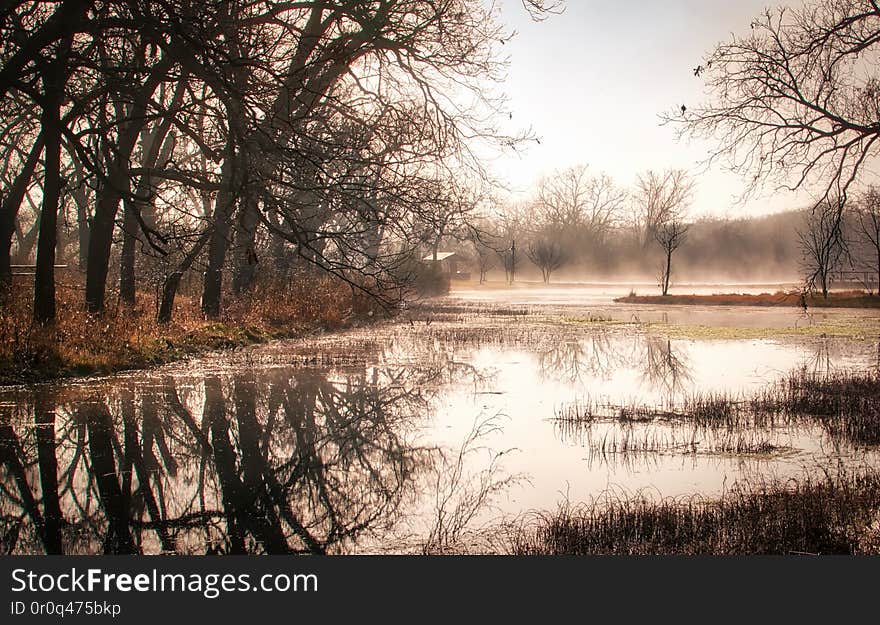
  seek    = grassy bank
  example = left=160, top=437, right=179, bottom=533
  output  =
left=510, top=471, right=880, bottom=555
left=0, top=274, right=373, bottom=385
left=615, top=290, right=880, bottom=308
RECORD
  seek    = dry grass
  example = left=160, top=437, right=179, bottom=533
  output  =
left=615, top=290, right=880, bottom=308
left=509, top=470, right=880, bottom=555
left=0, top=272, right=358, bottom=384
left=553, top=371, right=880, bottom=449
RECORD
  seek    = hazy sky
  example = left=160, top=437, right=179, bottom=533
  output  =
left=493, top=0, right=808, bottom=218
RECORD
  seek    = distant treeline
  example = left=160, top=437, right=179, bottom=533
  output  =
left=454, top=209, right=807, bottom=285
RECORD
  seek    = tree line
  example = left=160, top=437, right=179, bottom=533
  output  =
left=0, top=0, right=562, bottom=325
left=452, top=165, right=880, bottom=295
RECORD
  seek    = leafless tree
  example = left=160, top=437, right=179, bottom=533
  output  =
left=799, top=197, right=848, bottom=298
left=468, top=232, right=496, bottom=284
left=536, top=165, right=627, bottom=248
left=634, top=169, right=694, bottom=248
left=671, top=0, right=880, bottom=218
left=655, top=220, right=689, bottom=296
left=855, top=187, right=880, bottom=293
left=493, top=202, right=531, bottom=283
left=527, top=236, right=566, bottom=283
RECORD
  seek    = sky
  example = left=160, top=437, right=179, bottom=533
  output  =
left=491, top=0, right=809, bottom=219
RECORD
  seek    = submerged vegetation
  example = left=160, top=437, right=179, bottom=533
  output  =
left=553, top=370, right=880, bottom=450
left=645, top=319, right=880, bottom=340
left=529, top=370, right=880, bottom=554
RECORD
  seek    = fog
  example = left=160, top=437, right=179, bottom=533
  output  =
left=452, top=206, right=809, bottom=288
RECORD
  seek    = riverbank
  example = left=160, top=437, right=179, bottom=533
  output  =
left=0, top=276, right=376, bottom=386
left=615, top=290, right=880, bottom=308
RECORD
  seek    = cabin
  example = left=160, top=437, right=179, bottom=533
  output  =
left=421, top=251, right=470, bottom=281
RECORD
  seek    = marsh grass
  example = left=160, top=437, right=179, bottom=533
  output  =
left=752, top=371, right=880, bottom=447
left=553, top=371, right=880, bottom=450
left=556, top=419, right=787, bottom=464
left=510, top=470, right=880, bottom=554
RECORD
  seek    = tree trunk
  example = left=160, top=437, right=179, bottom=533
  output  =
left=15, top=197, right=42, bottom=265
left=119, top=199, right=138, bottom=305
left=662, top=250, right=672, bottom=296
left=33, top=62, right=64, bottom=324
left=0, top=134, right=44, bottom=290
left=157, top=272, right=183, bottom=324
left=85, top=182, right=123, bottom=313
left=157, top=231, right=210, bottom=323
left=232, top=195, right=260, bottom=294
left=201, top=196, right=234, bottom=318
left=201, top=148, right=240, bottom=319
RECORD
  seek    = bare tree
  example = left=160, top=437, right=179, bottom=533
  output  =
left=536, top=164, right=627, bottom=249
left=494, top=202, right=531, bottom=284
left=634, top=169, right=694, bottom=248
left=672, top=0, right=880, bottom=211
left=521, top=0, right=565, bottom=21
left=855, top=187, right=880, bottom=293
left=799, top=197, right=848, bottom=298
left=468, top=233, right=496, bottom=284
left=527, top=237, right=566, bottom=283
left=655, top=220, right=689, bottom=296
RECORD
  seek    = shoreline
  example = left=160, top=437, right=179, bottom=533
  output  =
left=0, top=314, right=375, bottom=388
left=615, top=291, right=880, bottom=308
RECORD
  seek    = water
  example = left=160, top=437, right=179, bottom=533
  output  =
left=1, top=284, right=879, bottom=554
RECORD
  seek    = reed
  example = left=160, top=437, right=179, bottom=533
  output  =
left=510, top=470, right=880, bottom=555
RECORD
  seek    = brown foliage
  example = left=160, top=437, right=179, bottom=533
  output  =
left=0, top=271, right=355, bottom=384
left=615, top=290, right=880, bottom=308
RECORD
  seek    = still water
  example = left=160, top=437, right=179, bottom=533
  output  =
left=2, top=285, right=879, bottom=554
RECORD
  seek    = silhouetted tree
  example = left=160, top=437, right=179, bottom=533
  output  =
left=634, top=169, right=694, bottom=248
left=673, top=0, right=880, bottom=237
left=856, top=187, right=880, bottom=293
left=527, top=237, right=566, bottom=283
left=799, top=197, right=847, bottom=298
left=655, top=220, right=689, bottom=296
left=534, top=165, right=627, bottom=272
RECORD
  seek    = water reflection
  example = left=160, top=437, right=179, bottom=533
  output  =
left=2, top=300, right=879, bottom=554
left=0, top=366, right=438, bottom=555
left=537, top=331, right=636, bottom=383
left=536, top=331, right=692, bottom=401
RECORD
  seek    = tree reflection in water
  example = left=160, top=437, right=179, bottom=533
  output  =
left=537, top=329, right=692, bottom=402
left=0, top=363, right=444, bottom=554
